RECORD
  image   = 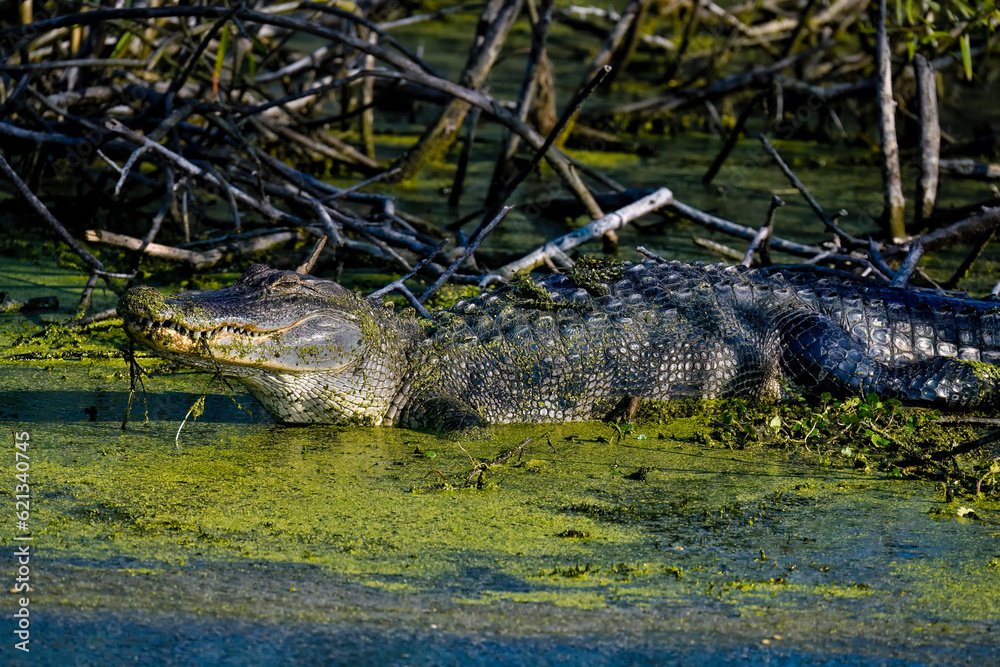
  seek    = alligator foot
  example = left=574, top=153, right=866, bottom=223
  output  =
left=603, top=395, right=641, bottom=424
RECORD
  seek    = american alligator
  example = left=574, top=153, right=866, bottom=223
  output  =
left=117, top=259, right=1000, bottom=428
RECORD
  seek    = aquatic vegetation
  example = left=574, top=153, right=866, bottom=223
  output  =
left=705, top=391, right=1000, bottom=497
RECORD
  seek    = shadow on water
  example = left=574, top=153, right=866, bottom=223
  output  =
left=1, top=385, right=268, bottom=425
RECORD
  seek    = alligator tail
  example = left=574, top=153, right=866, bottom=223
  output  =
left=777, top=309, right=1000, bottom=408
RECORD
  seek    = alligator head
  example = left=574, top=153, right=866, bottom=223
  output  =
left=117, top=264, right=414, bottom=424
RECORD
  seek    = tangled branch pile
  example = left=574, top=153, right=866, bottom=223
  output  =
left=1, top=1, right=999, bottom=319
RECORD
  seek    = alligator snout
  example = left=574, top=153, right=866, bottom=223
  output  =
left=117, top=285, right=173, bottom=322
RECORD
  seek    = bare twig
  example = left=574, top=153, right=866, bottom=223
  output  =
left=67, top=308, right=119, bottom=327
left=758, top=133, right=862, bottom=247
left=663, top=0, right=703, bottom=83
left=944, top=230, right=995, bottom=291
left=703, top=91, right=764, bottom=185
left=367, top=239, right=450, bottom=317
left=670, top=198, right=823, bottom=257
left=577, top=0, right=648, bottom=89
left=0, top=152, right=131, bottom=285
left=85, top=228, right=307, bottom=270
left=611, top=40, right=832, bottom=117
left=636, top=246, right=669, bottom=263
left=885, top=206, right=1000, bottom=259
left=488, top=188, right=673, bottom=281
left=695, top=237, right=745, bottom=262
left=939, top=159, right=1000, bottom=181
left=167, top=5, right=239, bottom=96
left=487, top=0, right=555, bottom=201
left=380, top=3, right=485, bottom=30
left=394, top=0, right=526, bottom=179
left=888, top=240, right=923, bottom=288
left=484, top=64, right=613, bottom=219
left=296, top=236, right=328, bottom=275
left=448, top=106, right=481, bottom=208
left=320, top=167, right=402, bottom=203
left=421, top=206, right=513, bottom=303
left=742, top=195, right=784, bottom=267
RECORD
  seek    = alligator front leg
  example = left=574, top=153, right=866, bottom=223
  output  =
left=776, top=310, right=1000, bottom=408
left=398, top=396, right=488, bottom=431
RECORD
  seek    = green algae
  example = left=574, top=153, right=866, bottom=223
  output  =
left=4, top=354, right=1000, bottom=645
left=961, top=359, right=1000, bottom=403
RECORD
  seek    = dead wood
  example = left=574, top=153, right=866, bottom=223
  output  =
left=913, top=54, right=940, bottom=224
left=671, top=199, right=822, bottom=257
left=702, top=91, right=764, bottom=185
left=1, top=0, right=998, bottom=321
left=875, top=0, right=905, bottom=239
left=758, top=134, right=861, bottom=247
left=609, top=42, right=830, bottom=118
left=741, top=195, right=783, bottom=268
left=485, top=188, right=673, bottom=282
left=575, top=0, right=650, bottom=90
left=487, top=0, right=555, bottom=202
left=392, top=0, right=525, bottom=179
left=939, top=159, right=1000, bottom=181
left=84, top=228, right=309, bottom=270
left=884, top=206, right=1000, bottom=260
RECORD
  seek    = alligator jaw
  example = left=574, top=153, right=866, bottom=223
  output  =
left=121, top=312, right=284, bottom=359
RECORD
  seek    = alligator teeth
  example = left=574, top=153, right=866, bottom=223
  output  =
left=128, top=318, right=266, bottom=340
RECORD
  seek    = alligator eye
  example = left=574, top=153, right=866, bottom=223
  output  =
left=270, top=274, right=301, bottom=290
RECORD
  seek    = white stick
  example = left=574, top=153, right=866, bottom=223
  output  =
left=490, top=187, right=674, bottom=281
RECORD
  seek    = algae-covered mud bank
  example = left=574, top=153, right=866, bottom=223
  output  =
left=2, top=263, right=999, bottom=666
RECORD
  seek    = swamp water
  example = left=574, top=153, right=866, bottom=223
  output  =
left=1, top=257, right=999, bottom=666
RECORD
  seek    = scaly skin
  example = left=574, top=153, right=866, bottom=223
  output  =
left=117, top=260, right=1000, bottom=428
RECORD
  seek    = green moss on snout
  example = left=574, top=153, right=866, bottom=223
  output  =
left=118, top=286, right=170, bottom=319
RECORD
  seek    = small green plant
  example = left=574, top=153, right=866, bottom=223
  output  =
left=715, top=392, right=1000, bottom=497
left=717, top=392, right=937, bottom=453
left=975, top=458, right=1000, bottom=496
left=892, top=0, right=1000, bottom=81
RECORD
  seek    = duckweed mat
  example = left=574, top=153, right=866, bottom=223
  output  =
left=2, top=357, right=998, bottom=665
